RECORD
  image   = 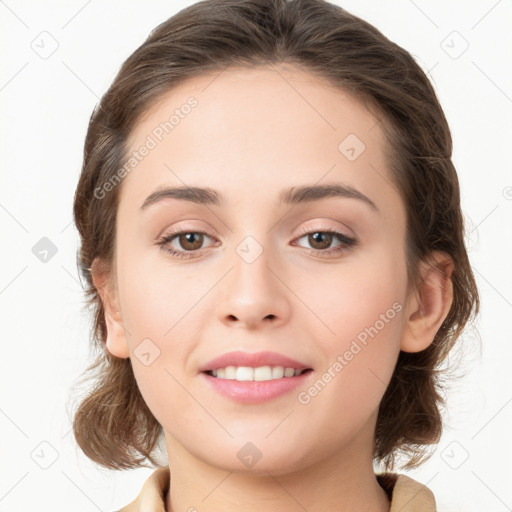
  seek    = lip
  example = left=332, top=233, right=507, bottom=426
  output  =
left=200, top=369, right=314, bottom=404
left=198, top=350, right=312, bottom=373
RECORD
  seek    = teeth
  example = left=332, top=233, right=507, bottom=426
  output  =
left=284, top=367, right=296, bottom=377
left=210, top=365, right=307, bottom=381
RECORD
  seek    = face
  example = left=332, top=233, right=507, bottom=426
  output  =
left=107, top=64, right=411, bottom=474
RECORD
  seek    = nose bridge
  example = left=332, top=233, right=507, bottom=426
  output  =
left=216, top=231, right=290, bottom=328
left=233, top=233, right=273, bottom=295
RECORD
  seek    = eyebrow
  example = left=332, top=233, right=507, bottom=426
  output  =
left=140, top=183, right=379, bottom=213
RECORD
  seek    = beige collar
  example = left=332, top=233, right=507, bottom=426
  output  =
left=118, top=467, right=436, bottom=512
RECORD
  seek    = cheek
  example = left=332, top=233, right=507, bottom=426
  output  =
left=303, top=245, right=406, bottom=341
left=117, top=245, right=211, bottom=338
left=300, top=248, right=406, bottom=401
left=115, top=252, right=216, bottom=427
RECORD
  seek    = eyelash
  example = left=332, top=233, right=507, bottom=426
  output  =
left=156, top=226, right=357, bottom=260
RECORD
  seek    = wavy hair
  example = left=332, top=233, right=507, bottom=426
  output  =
left=71, top=0, right=479, bottom=471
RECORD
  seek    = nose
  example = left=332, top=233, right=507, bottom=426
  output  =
left=216, top=243, right=291, bottom=330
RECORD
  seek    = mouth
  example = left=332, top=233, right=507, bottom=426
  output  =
left=203, top=366, right=314, bottom=381
left=198, top=350, right=314, bottom=402
left=200, top=365, right=314, bottom=404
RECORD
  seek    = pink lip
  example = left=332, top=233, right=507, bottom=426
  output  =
left=200, top=370, right=314, bottom=404
left=198, top=350, right=314, bottom=404
left=198, top=350, right=312, bottom=373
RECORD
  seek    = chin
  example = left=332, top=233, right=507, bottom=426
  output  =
left=194, top=437, right=312, bottom=476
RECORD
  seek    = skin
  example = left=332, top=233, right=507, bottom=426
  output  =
left=92, top=64, right=454, bottom=511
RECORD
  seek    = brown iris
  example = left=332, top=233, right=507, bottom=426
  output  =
left=178, top=232, right=204, bottom=251
left=308, top=232, right=333, bottom=250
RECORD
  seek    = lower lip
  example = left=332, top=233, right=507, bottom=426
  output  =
left=200, top=370, right=313, bottom=404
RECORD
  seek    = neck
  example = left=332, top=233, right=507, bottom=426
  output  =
left=164, top=425, right=390, bottom=512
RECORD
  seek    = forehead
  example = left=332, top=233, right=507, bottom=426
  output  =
left=119, top=64, right=398, bottom=216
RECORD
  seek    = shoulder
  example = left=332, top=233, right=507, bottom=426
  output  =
left=116, top=467, right=436, bottom=512
left=376, top=472, right=437, bottom=511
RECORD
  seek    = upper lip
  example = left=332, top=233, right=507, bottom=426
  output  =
left=199, top=350, right=312, bottom=372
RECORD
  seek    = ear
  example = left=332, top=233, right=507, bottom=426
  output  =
left=401, top=251, right=454, bottom=353
left=90, top=257, right=130, bottom=359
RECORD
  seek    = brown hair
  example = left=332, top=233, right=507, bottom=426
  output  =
left=71, top=0, right=479, bottom=471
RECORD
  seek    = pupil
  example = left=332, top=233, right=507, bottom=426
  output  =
left=310, top=232, right=331, bottom=249
left=180, top=232, right=203, bottom=250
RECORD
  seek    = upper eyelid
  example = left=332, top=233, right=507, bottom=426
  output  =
left=161, top=225, right=352, bottom=238
left=162, top=218, right=354, bottom=237
left=157, top=226, right=357, bottom=263
left=160, top=226, right=355, bottom=246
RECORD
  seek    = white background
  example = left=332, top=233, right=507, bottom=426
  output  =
left=1, top=0, right=511, bottom=510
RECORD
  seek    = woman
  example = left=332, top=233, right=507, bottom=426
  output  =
left=72, top=0, right=479, bottom=510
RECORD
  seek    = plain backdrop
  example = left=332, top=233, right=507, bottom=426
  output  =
left=1, top=1, right=511, bottom=510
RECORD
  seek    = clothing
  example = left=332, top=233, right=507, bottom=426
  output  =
left=115, top=466, right=436, bottom=511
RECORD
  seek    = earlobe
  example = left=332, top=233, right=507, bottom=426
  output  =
left=90, top=258, right=130, bottom=359
left=401, top=251, right=454, bottom=353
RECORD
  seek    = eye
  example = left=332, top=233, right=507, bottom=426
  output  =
left=157, top=227, right=357, bottom=260
left=157, top=229, right=218, bottom=259
left=292, top=228, right=357, bottom=257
